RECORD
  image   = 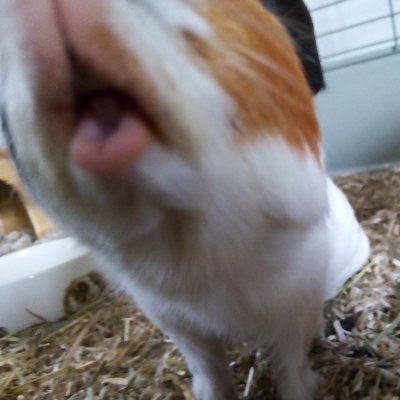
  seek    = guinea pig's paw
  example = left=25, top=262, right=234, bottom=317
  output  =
left=278, top=366, right=318, bottom=400
left=193, top=376, right=239, bottom=400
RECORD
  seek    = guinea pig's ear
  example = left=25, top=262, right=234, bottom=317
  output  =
left=260, top=0, right=325, bottom=94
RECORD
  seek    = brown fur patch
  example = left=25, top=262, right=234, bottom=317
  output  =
left=185, top=0, right=321, bottom=158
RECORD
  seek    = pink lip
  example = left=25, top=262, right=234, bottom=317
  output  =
left=18, top=0, right=155, bottom=175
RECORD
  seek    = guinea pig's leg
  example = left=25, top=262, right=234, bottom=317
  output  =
left=269, top=321, right=319, bottom=400
left=162, top=325, right=238, bottom=400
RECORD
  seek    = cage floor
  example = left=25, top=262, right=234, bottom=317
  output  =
left=0, top=168, right=399, bottom=400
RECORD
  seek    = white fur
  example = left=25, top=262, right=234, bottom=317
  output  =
left=145, top=0, right=213, bottom=37
left=325, top=178, right=370, bottom=299
left=0, top=2, right=369, bottom=399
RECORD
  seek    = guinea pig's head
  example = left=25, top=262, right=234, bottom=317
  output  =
left=0, top=0, right=322, bottom=244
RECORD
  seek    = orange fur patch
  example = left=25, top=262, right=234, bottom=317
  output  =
left=186, top=0, right=321, bottom=159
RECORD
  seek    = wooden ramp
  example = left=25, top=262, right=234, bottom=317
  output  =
left=0, top=149, right=57, bottom=238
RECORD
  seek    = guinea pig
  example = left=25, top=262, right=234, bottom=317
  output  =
left=0, top=1, right=369, bottom=399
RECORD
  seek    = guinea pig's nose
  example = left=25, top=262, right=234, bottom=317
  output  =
left=55, top=0, right=107, bottom=56
left=18, top=0, right=108, bottom=96
left=18, top=0, right=69, bottom=89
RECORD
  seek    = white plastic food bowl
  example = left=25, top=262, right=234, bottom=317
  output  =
left=0, top=237, right=98, bottom=332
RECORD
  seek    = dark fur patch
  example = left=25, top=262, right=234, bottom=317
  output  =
left=261, top=0, right=325, bottom=94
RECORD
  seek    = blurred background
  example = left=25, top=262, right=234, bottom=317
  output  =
left=307, top=0, right=400, bottom=173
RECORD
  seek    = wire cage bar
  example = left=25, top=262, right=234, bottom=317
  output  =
left=308, top=0, right=400, bottom=70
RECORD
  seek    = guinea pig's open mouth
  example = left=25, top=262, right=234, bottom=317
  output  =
left=19, top=0, right=163, bottom=175
left=68, top=59, right=156, bottom=175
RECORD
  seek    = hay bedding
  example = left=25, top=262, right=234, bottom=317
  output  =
left=1, top=168, right=399, bottom=400
left=0, top=231, right=63, bottom=257
left=0, top=231, right=35, bottom=256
